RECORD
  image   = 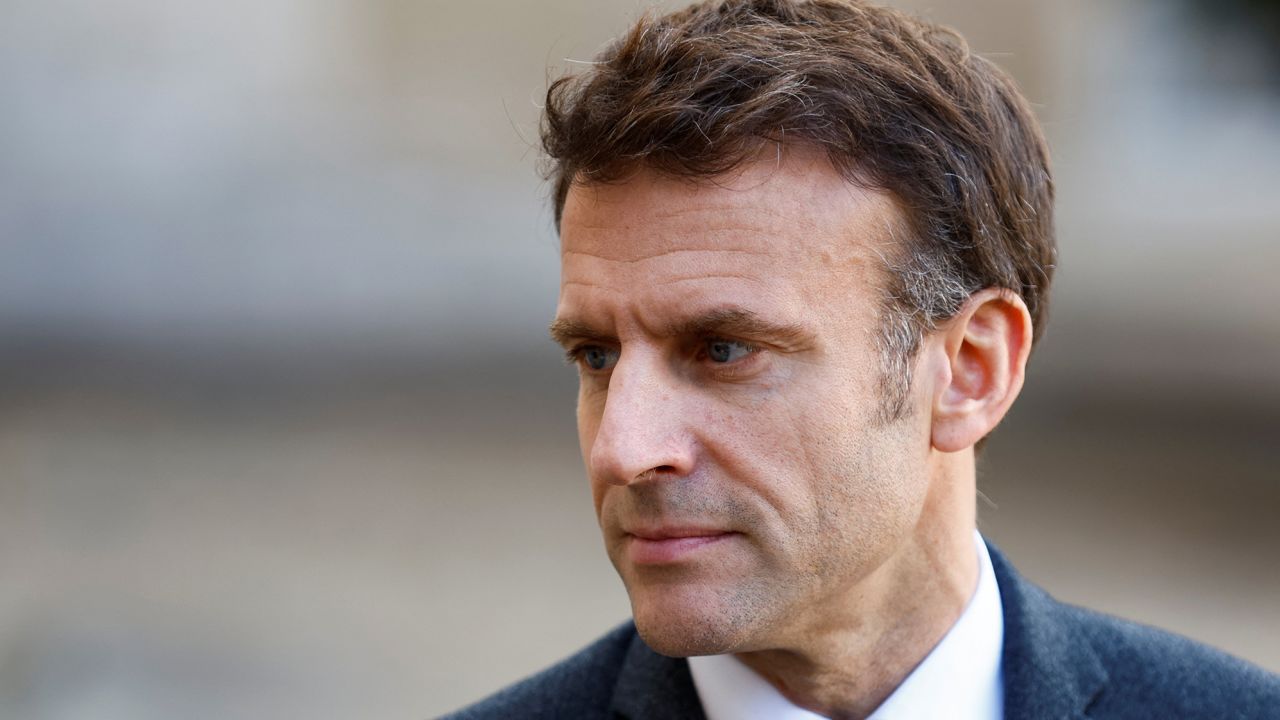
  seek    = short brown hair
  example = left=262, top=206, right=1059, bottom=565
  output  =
left=542, top=0, right=1055, bottom=418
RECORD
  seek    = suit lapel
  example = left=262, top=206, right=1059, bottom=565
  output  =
left=988, top=542, right=1109, bottom=719
left=609, top=630, right=708, bottom=720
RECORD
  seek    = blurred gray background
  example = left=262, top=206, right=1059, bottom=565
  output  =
left=2, top=0, right=1278, bottom=718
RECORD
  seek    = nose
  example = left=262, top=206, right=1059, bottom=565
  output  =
left=587, top=349, right=696, bottom=486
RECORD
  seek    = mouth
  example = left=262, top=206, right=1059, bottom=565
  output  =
left=623, top=527, right=738, bottom=565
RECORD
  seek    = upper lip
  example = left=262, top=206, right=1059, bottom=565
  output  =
left=625, top=526, right=732, bottom=541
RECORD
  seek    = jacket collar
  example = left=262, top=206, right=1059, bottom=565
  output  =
left=609, top=630, right=707, bottom=720
left=608, top=542, right=1110, bottom=720
left=987, top=541, right=1109, bottom=719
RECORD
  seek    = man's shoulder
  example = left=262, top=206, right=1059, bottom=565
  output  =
left=991, top=543, right=1280, bottom=719
left=1062, top=601, right=1280, bottom=718
left=437, top=622, right=638, bottom=720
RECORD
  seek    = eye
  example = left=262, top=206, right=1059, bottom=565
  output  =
left=704, top=338, right=754, bottom=364
left=575, top=345, right=620, bottom=371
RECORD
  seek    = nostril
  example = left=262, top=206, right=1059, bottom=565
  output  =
left=634, top=465, right=679, bottom=483
left=638, top=465, right=674, bottom=475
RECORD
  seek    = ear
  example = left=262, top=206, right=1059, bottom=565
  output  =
left=928, top=288, right=1033, bottom=453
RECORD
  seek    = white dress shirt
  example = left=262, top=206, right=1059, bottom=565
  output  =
left=689, top=530, right=1004, bottom=720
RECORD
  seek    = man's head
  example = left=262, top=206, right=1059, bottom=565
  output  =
left=545, top=0, right=1054, bottom=417
left=546, top=0, right=1051, bottom=659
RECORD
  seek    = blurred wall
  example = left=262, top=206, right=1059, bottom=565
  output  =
left=1, top=1, right=1277, bottom=719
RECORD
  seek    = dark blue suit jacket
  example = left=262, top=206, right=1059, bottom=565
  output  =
left=442, top=544, right=1280, bottom=719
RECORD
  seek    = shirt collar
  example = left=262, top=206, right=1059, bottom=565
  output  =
left=689, top=530, right=1004, bottom=720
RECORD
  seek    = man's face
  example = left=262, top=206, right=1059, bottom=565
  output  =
left=553, top=148, right=936, bottom=657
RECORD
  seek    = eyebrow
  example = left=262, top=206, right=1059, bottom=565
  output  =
left=548, top=318, right=613, bottom=348
left=549, top=307, right=814, bottom=351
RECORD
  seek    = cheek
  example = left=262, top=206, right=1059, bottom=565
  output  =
left=696, top=395, right=822, bottom=534
left=775, top=376, right=917, bottom=538
left=576, top=390, right=606, bottom=515
left=576, top=396, right=598, bottom=460
left=810, top=416, right=932, bottom=573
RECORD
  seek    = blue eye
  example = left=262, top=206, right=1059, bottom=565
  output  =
left=579, top=345, right=619, bottom=371
left=705, top=338, right=753, bottom=363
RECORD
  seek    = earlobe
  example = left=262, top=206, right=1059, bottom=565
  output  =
left=930, top=289, right=1033, bottom=453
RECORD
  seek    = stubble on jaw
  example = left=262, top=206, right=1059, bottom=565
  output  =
left=625, top=559, right=785, bottom=658
left=605, top=477, right=801, bottom=657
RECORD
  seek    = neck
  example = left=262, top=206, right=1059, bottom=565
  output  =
left=733, top=451, right=979, bottom=720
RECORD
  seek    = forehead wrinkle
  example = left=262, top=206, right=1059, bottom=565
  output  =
left=564, top=207, right=790, bottom=229
left=653, top=273, right=766, bottom=287
left=563, top=212, right=801, bottom=265
left=647, top=202, right=796, bottom=223
left=560, top=279, right=622, bottom=292
left=561, top=245, right=773, bottom=266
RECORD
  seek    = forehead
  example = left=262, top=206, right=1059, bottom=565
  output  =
left=562, top=149, right=894, bottom=257
left=556, top=147, right=902, bottom=332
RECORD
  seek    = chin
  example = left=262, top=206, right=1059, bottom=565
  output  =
left=628, top=586, right=762, bottom=658
left=634, top=614, right=740, bottom=658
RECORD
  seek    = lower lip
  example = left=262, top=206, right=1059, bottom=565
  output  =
left=626, top=533, right=735, bottom=564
